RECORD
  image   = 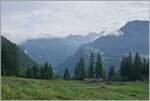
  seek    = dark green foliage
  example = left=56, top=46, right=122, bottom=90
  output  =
left=142, top=58, right=149, bottom=80
left=32, top=65, right=39, bottom=79
left=115, top=71, right=120, bottom=81
left=41, top=62, right=53, bottom=79
left=127, top=52, right=134, bottom=81
left=25, top=65, right=39, bottom=78
left=120, top=56, right=127, bottom=81
left=120, top=53, right=134, bottom=81
left=74, top=56, right=86, bottom=80
left=108, top=65, right=116, bottom=81
left=63, top=68, right=71, bottom=80
left=1, top=36, right=19, bottom=76
left=25, top=62, right=53, bottom=80
left=133, top=52, right=143, bottom=80
left=1, top=36, right=36, bottom=76
left=95, top=53, right=103, bottom=78
left=48, top=64, right=53, bottom=79
left=88, top=53, right=95, bottom=78
left=25, top=67, right=33, bottom=78
left=120, top=52, right=148, bottom=81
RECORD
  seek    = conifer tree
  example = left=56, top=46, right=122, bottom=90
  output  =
left=48, top=64, right=53, bottom=79
left=108, top=65, right=116, bottom=81
left=120, top=56, right=127, bottom=81
left=63, top=68, right=71, bottom=80
left=95, top=53, right=103, bottom=78
left=88, top=53, right=95, bottom=78
left=32, top=65, right=39, bottom=79
left=25, top=67, right=33, bottom=78
left=133, top=52, right=142, bottom=80
left=127, top=52, right=133, bottom=81
left=41, top=62, right=53, bottom=79
left=74, top=56, right=86, bottom=80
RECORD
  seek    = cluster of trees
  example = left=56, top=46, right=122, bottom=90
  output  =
left=74, top=53, right=104, bottom=80
left=120, top=52, right=149, bottom=81
left=64, top=52, right=149, bottom=82
left=2, top=38, right=149, bottom=82
left=25, top=62, right=53, bottom=79
left=1, top=36, right=20, bottom=76
left=1, top=36, right=36, bottom=77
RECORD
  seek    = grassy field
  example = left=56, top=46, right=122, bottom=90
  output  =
left=1, top=76, right=149, bottom=100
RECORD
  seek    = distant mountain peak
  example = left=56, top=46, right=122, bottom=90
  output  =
left=120, top=20, right=149, bottom=36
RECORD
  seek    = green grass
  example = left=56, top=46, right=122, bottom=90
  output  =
left=1, top=76, right=149, bottom=100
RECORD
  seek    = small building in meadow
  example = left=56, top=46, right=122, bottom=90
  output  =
left=84, top=78, right=103, bottom=83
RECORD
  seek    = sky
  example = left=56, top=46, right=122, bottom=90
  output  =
left=1, top=1, right=149, bottom=44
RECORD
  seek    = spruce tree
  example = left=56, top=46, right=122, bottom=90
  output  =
left=88, top=53, right=95, bottom=78
left=42, top=62, right=53, bottom=79
left=74, top=56, right=86, bottom=80
left=40, top=65, right=45, bottom=79
left=78, top=56, right=86, bottom=80
left=95, top=53, right=103, bottom=78
left=32, top=65, right=39, bottom=79
left=74, top=64, right=79, bottom=79
left=25, top=67, right=33, bottom=78
left=127, top=52, right=133, bottom=81
left=142, top=58, right=149, bottom=80
left=43, top=62, right=49, bottom=79
left=108, top=65, right=116, bottom=81
left=63, top=68, right=71, bottom=80
left=120, top=56, right=127, bottom=81
left=133, top=52, right=142, bottom=80
left=48, top=64, right=53, bottom=79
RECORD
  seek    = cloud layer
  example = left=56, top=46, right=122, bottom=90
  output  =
left=1, top=1, right=149, bottom=44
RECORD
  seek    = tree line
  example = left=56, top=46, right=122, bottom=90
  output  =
left=25, top=62, right=53, bottom=79
left=73, top=53, right=119, bottom=81
left=64, top=52, right=149, bottom=81
left=120, top=52, right=149, bottom=81
left=74, top=53, right=104, bottom=80
left=2, top=45, right=149, bottom=81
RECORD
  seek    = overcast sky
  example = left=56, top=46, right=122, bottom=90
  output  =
left=1, top=1, right=149, bottom=44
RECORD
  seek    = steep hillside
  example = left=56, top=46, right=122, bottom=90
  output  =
left=57, top=20, right=149, bottom=74
left=20, top=32, right=103, bottom=66
left=1, top=36, right=36, bottom=75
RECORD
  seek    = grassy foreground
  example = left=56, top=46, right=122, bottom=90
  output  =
left=1, top=76, right=149, bottom=100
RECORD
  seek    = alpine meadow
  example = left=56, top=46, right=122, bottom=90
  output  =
left=1, top=1, right=149, bottom=100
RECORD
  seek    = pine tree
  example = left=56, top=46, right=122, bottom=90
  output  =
left=1, top=37, right=20, bottom=76
left=108, top=65, right=116, bottom=81
left=120, top=56, right=127, bottom=81
left=40, top=65, right=45, bottom=79
left=127, top=52, right=133, bottom=81
left=74, top=64, right=79, bottom=79
left=43, top=62, right=49, bottom=79
left=47, top=64, right=53, bottom=79
left=88, top=53, right=95, bottom=78
left=95, top=53, right=103, bottom=78
left=25, top=67, right=33, bottom=78
left=142, top=58, right=149, bottom=80
left=74, top=56, right=86, bottom=80
left=133, top=52, right=142, bottom=80
left=32, top=65, right=39, bottom=79
left=63, top=68, right=71, bottom=80
left=41, top=62, right=53, bottom=79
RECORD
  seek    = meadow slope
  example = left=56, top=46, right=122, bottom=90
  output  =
left=1, top=76, right=149, bottom=100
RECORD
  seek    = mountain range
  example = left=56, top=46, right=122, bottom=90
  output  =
left=2, top=20, right=149, bottom=75
left=20, top=32, right=104, bottom=66
left=55, top=20, right=149, bottom=75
